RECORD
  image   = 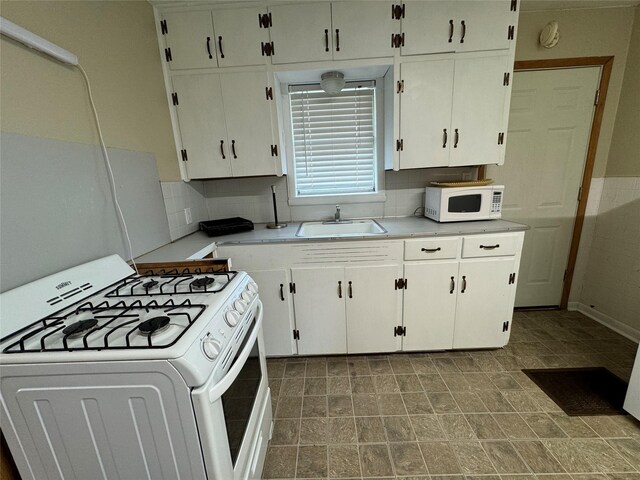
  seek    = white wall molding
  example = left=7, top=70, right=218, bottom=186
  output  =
left=568, top=302, right=640, bottom=343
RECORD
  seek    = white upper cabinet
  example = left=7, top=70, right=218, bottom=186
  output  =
left=400, top=1, right=456, bottom=55
left=453, top=1, right=517, bottom=52
left=220, top=70, right=277, bottom=177
left=449, top=54, right=510, bottom=166
left=398, top=53, right=511, bottom=169
left=399, top=59, right=454, bottom=169
left=268, top=3, right=333, bottom=64
left=162, top=11, right=216, bottom=70
left=400, top=0, right=517, bottom=56
left=212, top=7, right=270, bottom=67
left=171, top=73, right=231, bottom=179
left=171, top=70, right=278, bottom=179
left=332, top=2, right=397, bottom=60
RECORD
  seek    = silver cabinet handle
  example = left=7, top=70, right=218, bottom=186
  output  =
left=450, top=276, right=455, bottom=294
left=461, top=275, right=467, bottom=293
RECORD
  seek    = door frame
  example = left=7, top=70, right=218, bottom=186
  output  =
left=480, top=56, right=613, bottom=309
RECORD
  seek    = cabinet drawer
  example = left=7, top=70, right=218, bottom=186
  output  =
left=404, top=237, right=460, bottom=260
left=462, top=234, right=519, bottom=258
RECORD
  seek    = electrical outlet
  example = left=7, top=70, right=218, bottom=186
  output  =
left=184, top=208, right=192, bottom=224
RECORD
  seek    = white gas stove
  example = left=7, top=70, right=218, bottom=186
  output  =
left=0, top=255, right=272, bottom=480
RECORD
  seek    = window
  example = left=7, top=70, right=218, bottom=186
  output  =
left=288, top=81, right=380, bottom=201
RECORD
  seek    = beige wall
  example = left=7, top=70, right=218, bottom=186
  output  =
left=515, top=6, right=636, bottom=177
left=0, top=0, right=180, bottom=181
left=606, top=6, right=640, bottom=177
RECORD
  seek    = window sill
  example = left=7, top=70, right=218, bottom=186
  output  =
left=288, top=192, right=387, bottom=206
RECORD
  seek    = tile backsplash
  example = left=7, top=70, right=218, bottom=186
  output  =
left=160, top=181, right=208, bottom=241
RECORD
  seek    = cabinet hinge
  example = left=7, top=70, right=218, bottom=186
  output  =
left=164, top=47, right=172, bottom=62
left=396, top=139, right=404, bottom=151
left=394, top=325, right=406, bottom=337
left=258, top=12, right=272, bottom=28
left=502, top=321, right=510, bottom=332
left=498, top=132, right=505, bottom=145
left=160, top=19, right=168, bottom=35
left=507, top=25, right=515, bottom=40
left=395, top=278, right=407, bottom=290
left=289, top=282, right=296, bottom=294
left=271, top=145, right=279, bottom=157
left=594, top=89, right=600, bottom=106
left=510, top=0, right=518, bottom=11
left=266, top=87, right=274, bottom=100
left=180, top=149, right=188, bottom=162
left=171, top=92, right=179, bottom=106
left=396, top=80, right=404, bottom=94
left=261, top=41, right=275, bottom=57
left=293, top=329, right=300, bottom=340
left=391, top=33, right=405, bottom=48
left=503, top=72, right=510, bottom=86
left=508, top=272, right=516, bottom=284
left=392, top=3, right=405, bottom=19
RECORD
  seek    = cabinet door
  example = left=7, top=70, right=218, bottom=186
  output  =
left=212, top=7, right=269, bottom=67
left=332, top=2, right=396, bottom=60
left=345, top=265, right=402, bottom=354
left=449, top=55, right=510, bottom=167
left=401, top=1, right=456, bottom=55
left=403, top=261, right=459, bottom=351
left=220, top=71, right=277, bottom=177
left=163, top=11, right=217, bottom=70
left=247, top=270, right=296, bottom=357
left=453, top=257, right=515, bottom=349
left=454, top=1, right=516, bottom=52
left=400, top=59, right=454, bottom=169
left=172, top=74, right=232, bottom=179
left=291, top=267, right=346, bottom=355
left=268, top=3, right=333, bottom=64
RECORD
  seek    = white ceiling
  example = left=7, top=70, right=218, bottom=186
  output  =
left=520, top=0, right=640, bottom=12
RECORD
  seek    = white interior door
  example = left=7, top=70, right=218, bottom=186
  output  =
left=487, top=67, right=600, bottom=307
left=345, top=265, right=402, bottom=354
left=163, top=11, right=216, bottom=70
left=172, top=73, right=232, bottom=179
left=400, top=59, right=454, bottom=169
left=220, top=70, right=276, bottom=177
left=291, top=267, right=346, bottom=355
left=332, top=2, right=397, bottom=60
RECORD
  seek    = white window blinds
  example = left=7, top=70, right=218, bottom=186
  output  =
left=289, top=82, right=377, bottom=197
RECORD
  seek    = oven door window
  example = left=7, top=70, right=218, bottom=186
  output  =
left=221, top=318, right=262, bottom=467
left=448, top=194, right=482, bottom=213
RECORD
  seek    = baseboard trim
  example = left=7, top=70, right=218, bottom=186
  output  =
left=568, top=302, right=640, bottom=343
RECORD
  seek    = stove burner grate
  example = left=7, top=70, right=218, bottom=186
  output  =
left=105, top=271, right=237, bottom=298
left=190, top=277, right=215, bottom=289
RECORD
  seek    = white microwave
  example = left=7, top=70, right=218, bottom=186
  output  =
left=424, top=185, right=505, bottom=222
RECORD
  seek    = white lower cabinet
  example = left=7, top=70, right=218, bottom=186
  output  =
left=345, top=265, right=403, bottom=354
left=246, top=269, right=296, bottom=357
left=452, top=257, right=516, bottom=349
left=290, top=267, right=347, bottom=355
left=402, top=261, right=459, bottom=351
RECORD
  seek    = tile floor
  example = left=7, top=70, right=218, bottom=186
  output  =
left=263, top=310, right=640, bottom=480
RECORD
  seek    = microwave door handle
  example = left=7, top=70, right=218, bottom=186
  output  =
left=207, top=300, right=264, bottom=403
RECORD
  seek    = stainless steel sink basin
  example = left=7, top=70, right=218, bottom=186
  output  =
left=296, top=219, right=387, bottom=238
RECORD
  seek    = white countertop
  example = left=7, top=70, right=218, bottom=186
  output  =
left=135, top=217, right=528, bottom=263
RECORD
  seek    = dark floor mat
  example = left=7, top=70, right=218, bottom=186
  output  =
left=522, top=367, right=629, bottom=416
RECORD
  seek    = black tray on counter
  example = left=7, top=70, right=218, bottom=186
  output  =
left=199, top=217, right=254, bottom=237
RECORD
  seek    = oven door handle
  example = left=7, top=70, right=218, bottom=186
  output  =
left=208, top=300, right=264, bottom=403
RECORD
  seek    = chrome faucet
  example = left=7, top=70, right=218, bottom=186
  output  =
left=334, top=205, right=342, bottom=223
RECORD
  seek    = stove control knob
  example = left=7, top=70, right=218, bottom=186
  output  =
left=241, top=290, right=253, bottom=302
left=247, top=281, right=259, bottom=294
left=202, top=338, right=222, bottom=360
left=225, top=310, right=240, bottom=327
left=234, top=299, right=248, bottom=314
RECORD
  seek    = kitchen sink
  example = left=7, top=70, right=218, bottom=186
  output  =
left=296, top=219, right=387, bottom=237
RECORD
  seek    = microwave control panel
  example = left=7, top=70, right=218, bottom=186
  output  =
left=491, top=191, right=503, bottom=213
